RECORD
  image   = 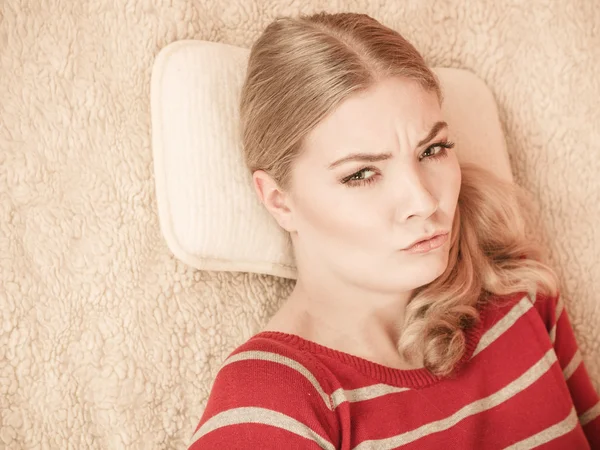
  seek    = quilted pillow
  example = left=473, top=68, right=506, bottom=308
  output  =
left=150, top=40, right=512, bottom=279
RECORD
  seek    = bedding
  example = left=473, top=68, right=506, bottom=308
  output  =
left=1, top=1, right=598, bottom=448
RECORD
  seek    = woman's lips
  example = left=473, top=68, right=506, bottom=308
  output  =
left=403, top=232, right=449, bottom=254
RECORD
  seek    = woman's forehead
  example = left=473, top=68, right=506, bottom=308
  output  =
left=301, top=79, right=444, bottom=162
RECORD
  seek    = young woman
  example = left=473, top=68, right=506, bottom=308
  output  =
left=189, top=12, right=600, bottom=449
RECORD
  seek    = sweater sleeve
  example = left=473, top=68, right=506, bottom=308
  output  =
left=534, top=290, right=600, bottom=448
left=187, top=345, right=339, bottom=449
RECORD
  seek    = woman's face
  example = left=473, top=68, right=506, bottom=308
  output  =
left=262, top=77, right=462, bottom=295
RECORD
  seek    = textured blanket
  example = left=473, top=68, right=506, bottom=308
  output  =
left=1, top=0, right=598, bottom=448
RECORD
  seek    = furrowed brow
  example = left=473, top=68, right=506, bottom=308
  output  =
left=416, top=121, right=448, bottom=148
left=327, top=121, right=448, bottom=170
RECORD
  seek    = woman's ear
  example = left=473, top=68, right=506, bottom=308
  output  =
left=252, top=170, right=296, bottom=232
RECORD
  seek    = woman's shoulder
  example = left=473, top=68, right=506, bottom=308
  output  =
left=191, top=332, right=339, bottom=444
left=480, top=288, right=561, bottom=334
left=228, top=330, right=326, bottom=367
left=215, top=331, right=336, bottom=399
left=191, top=332, right=340, bottom=448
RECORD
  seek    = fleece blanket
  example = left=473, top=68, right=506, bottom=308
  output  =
left=1, top=0, right=598, bottom=448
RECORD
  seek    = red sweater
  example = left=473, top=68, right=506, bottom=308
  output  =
left=189, top=290, right=600, bottom=449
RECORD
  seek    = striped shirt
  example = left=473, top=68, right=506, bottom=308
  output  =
left=189, top=290, right=600, bottom=449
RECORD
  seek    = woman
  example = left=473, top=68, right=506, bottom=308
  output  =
left=189, top=12, right=600, bottom=449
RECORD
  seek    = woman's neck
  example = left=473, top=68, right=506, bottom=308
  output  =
left=262, top=283, right=424, bottom=370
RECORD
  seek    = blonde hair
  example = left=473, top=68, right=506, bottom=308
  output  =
left=240, top=12, right=559, bottom=377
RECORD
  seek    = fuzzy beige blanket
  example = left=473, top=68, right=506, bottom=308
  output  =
left=1, top=0, right=598, bottom=448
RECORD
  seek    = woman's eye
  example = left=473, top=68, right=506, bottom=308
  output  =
left=341, top=141, right=453, bottom=187
left=349, top=168, right=375, bottom=181
left=341, top=167, right=378, bottom=186
left=422, top=145, right=440, bottom=158
left=420, top=140, right=454, bottom=160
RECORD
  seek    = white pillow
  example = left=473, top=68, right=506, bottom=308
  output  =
left=150, top=40, right=512, bottom=279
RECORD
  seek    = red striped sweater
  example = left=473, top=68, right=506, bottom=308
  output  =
left=189, top=290, right=600, bottom=449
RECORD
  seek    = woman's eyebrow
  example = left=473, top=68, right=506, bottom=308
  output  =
left=327, top=152, right=393, bottom=169
left=417, top=121, right=448, bottom=147
left=327, top=121, right=449, bottom=170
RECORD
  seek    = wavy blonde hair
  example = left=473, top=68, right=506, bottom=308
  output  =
left=240, top=12, right=560, bottom=377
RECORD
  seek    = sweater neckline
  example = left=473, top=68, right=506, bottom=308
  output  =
left=252, top=305, right=488, bottom=389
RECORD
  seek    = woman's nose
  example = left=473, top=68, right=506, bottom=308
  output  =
left=393, top=170, right=439, bottom=222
